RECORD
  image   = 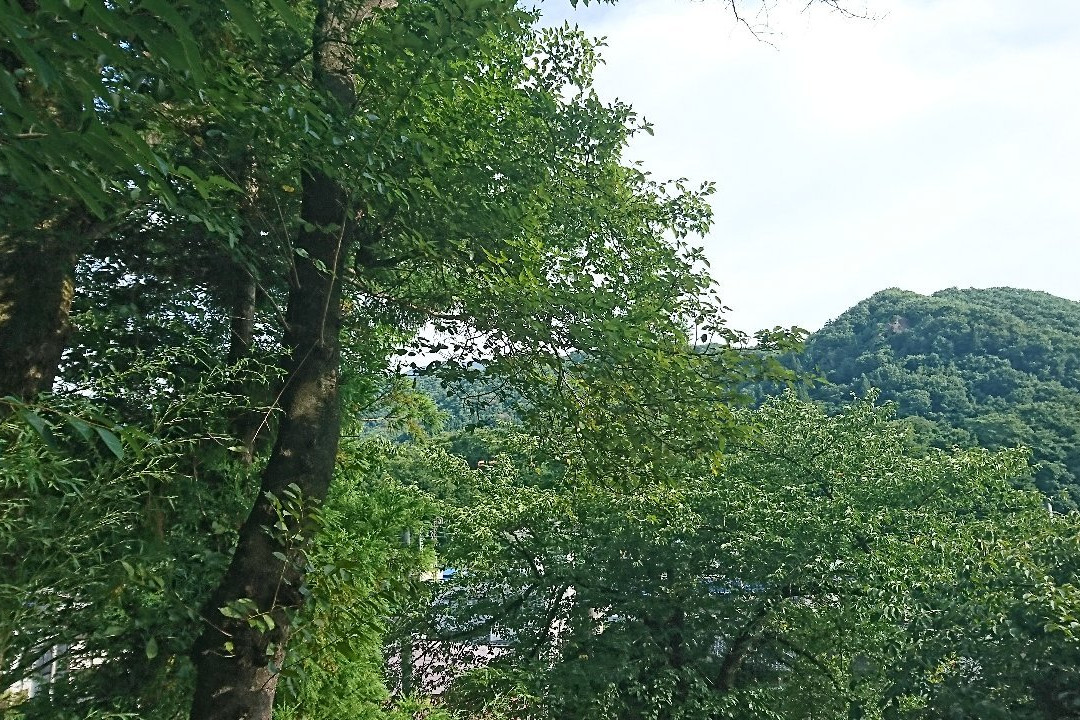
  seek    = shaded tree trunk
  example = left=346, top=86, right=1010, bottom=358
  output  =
left=226, top=257, right=263, bottom=463
left=219, top=146, right=272, bottom=463
left=189, top=189, right=348, bottom=716
left=1, top=3, right=97, bottom=401
left=0, top=236, right=78, bottom=398
left=189, top=1, right=383, bottom=717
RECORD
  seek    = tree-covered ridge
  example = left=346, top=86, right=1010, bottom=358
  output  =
left=800, top=287, right=1080, bottom=509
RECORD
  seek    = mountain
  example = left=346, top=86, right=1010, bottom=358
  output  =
left=795, top=287, right=1080, bottom=510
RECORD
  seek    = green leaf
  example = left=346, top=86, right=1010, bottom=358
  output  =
left=68, top=417, right=93, bottom=441
left=19, top=409, right=50, bottom=441
left=145, top=636, right=158, bottom=659
left=94, top=426, right=124, bottom=460
left=7, top=34, right=59, bottom=89
left=222, top=0, right=262, bottom=43
left=219, top=605, right=242, bottom=619
left=139, top=0, right=205, bottom=84
left=264, top=0, right=302, bottom=29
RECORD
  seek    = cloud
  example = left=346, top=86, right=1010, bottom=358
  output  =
left=542, top=0, right=1080, bottom=332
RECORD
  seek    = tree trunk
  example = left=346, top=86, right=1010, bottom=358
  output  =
left=189, top=1, right=381, bottom=717
left=221, top=145, right=269, bottom=463
left=226, top=262, right=263, bottom=463
left=0, top=236, right=78, bottom=398
left=189, top=186, right=347, bottom=716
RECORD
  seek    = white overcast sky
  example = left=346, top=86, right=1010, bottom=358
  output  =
left=539, top=0, right=1080, bottom=334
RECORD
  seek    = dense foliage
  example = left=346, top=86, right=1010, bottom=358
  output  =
left=2, top=0, right=787, bottom=716
left=3, top=2, right=1079, bottom=719
left=390, top=397, right=1080, bottom=719
left=786, top=287, right=1080, bottom=510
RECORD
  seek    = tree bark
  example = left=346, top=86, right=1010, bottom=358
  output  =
left=226, top=258, right=263, bottom=463
left=219, top=145, right=270, bottom=464
left=0, top=236, right=78, bottom=398
left=189, top=1, right=382, bottom=717
left=189, top=185, right=348, bottom=716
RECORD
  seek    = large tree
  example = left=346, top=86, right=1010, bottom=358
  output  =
left=0, top=1, right=878, bottom=717
left=0, top=1, right=245, bottom=398
left=188, top=0, right=377, bottom=714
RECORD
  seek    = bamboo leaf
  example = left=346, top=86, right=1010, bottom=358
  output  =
left=94, top=426, right=125, bottom=460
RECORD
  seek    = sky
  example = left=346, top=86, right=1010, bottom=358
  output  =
left=539, top=0, right=1080, bottom=334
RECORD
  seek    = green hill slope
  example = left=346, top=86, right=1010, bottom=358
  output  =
left=800, top=287, right=1080, bottom=509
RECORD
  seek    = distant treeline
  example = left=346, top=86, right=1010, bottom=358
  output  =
left=748, top=287, right=1080, bottom=510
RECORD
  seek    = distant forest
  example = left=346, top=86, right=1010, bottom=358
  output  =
left=434, top=286, right=1080, bottom=510
left=782, top=287, right=1080, bottom=510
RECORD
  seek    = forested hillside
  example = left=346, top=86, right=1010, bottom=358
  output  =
left=796, top=287, right=1080, bottom=509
